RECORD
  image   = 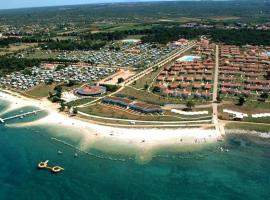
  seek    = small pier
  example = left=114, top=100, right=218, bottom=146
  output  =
left=37, top=160, right=64, bottom=174
left=0, top=109, right=44, bottom=123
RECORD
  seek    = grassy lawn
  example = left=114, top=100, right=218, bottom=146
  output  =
left=226, top=122, right=270, bottom=133
left=78, top=103, right=211, bottom=121
left=107, top=23, right=153, bottom=31
left=118, top=86, right=209, bottom=105
left=66, top=97, right=96, bottom=107
left=25, top=50, right=59, bottom=59
left=126, top=35, right=146, bottom=39
left=219, top=101, right=270, bottom=124
left=0, top=43, right=37, bottom=55
left=219, top=101, right=270, bottom=113
left=132, top=67, right=164, bottom=90
left=25, top=84, right=56, bottom=98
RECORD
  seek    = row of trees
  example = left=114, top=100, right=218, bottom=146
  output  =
left=0, top=36, right=53, bottom=48
left=42, top=39, right=107, bottom=51
left=7, top=26, right=269, bottom=53
left=141, top=26, right=270, bottom=45
left=0, top=57, right=41, bottom=75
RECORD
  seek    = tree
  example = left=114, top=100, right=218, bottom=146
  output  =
left=152, top=86, right=160, bottom=93
left=48, top=91, right=53, bottom=98
left=67, top=104, right=72, bottom=111
left=59, top=102, right=66, bottom=112
left=238, top=96, right=246, bottom=106
left=73, top=107, right=78, bottom=115
left=260, top=93, right=269, bottom=99
left=67, top=80, right=76, bottom=87
left=117, top=77, right=124, bottom=84
left=266, top=71, right=270, bottom=80
left=144, top=83, right=149, bottom=90
left=54, top=86, right=62, bottom=98
left=216, top=95, right=222, bottom=103
left=186, top=100, right=195, bottom=111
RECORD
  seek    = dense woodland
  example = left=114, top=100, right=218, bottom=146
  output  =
left=0, top=37, right=51, bottom=48
left=141, top=27, right=270, bottom=45
left=42, top=26, right=270, bottom=49
left=0, top=1, right=269, bottom=25
left=0, top=57, right=40, bottom=75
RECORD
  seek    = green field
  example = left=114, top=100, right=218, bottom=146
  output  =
left=226, top=122, right=270, bottom=133
left=78, top=103, right=211, bottom=122
left=118, top=86, right=209, bottom=105
left=25, top=84, right=55, bottom=98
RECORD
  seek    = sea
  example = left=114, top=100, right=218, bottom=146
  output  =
left=0, top=100, right=270, bottom=200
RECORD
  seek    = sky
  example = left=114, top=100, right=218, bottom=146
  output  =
left=0, top=0, right=183, bottom=10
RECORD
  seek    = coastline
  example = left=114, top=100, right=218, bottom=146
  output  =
left=0, top=89, right=222, bottom=152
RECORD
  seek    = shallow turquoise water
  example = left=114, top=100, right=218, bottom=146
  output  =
left=0, top=101, right=270, bottom=200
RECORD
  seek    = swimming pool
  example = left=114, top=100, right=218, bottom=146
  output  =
left=267, top=52, right=270, bottom=57
left=177, top=55, right=201, bottom=62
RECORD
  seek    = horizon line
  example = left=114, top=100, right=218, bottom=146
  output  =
left=0, top=0, right=235, bottom=11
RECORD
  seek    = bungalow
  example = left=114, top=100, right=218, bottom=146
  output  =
left=166, top=77, right=174, bottom=82
left=201, top=92, right=211, bottom=99
left=103, top=97, right=163, bottom=114
left=157, top=76, right=165, bottom=81
left=169, top=83, right=178, bottom=89
left=180, top=69, right=187, bottom=74
left=130, top=102, right=163, bottom=113
left=169, top=71, right=177, bottom=75
left=204, top=84, right=212, bottom=90
left=185, top=76, right=194, bottom=82
left=245, top=85, right=270, bottom=92
left=160, top=70, right=168, bottom=76
left=193, top=84, right=201, bottom=89
left=204, top=76, right=213, bottom=81
left=162, top=89, right=174, bottom=96
left=176, top=76, right=184, bottom=81
left=102, top=96, right=133, bottom=107
left=220, top=83, right=241, bottom=88
left=245, top=79, right=270, bottom=85
left=194, top=75, right=203, bottom=81
left=180, top=83, right=189, bottom=88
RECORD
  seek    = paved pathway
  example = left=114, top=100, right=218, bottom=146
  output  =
left=212, top=45, right=226, bottom=135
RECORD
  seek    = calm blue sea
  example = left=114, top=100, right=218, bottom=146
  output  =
left=0, top=100, right=270, bottom=200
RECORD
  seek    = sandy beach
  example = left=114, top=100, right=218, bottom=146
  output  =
left=0, top=90, right=222, bottom=154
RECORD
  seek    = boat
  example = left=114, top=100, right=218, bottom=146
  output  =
left=58, top=150, right=63, bottom=155
left=74, top=153, right=78, bottom=158
left=51, top=166, right=64, bottom=174
left=37, top=160, right=64, bottom=174
left=38, top=160, right=49, bottom=169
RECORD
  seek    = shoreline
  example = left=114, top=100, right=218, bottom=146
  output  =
left=0, top=89, right=222, bottom=149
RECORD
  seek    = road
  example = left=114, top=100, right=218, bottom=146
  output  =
left=212, top=45, right=225, bottom=135
left=212, top=44, right=219, bottom=103
left=123, top=42, right=197, bottom=86
left=78, top=42, right=197, bottom=108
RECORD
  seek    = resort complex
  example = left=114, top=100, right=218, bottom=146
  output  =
left=1, top=1, right=270, bottom=199
left=0, top=34, right=269, bottom=132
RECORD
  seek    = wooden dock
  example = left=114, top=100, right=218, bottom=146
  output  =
left=0, top=109, right=44, bottom=123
